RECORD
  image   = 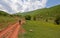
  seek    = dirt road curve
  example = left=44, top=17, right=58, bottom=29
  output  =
left=0, top=21, right=25, bottom=38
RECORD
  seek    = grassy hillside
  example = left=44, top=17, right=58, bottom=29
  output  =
left=0, top=11, right=9, bottom=16
left=0, top=11, right=18, bottom=29
left=17, top=5, right=60, bottom=21
left=22, top=5, right=60, bottom=16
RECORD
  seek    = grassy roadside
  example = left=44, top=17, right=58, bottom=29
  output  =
left=21, top=20, right=60, bottom=38
left=0, top=16, right=17, bottom=29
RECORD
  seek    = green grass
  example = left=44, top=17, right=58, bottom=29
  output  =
left=0, top=16, right=60, bottom=38
left=20, top=20, right=60, bottom=38
left=0, top=16, right=17, bottom=29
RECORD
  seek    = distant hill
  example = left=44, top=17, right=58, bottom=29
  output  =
left=16, top=5, right=60, bottom=20
left=0, top=11, right=9, bottom=16
left=21, top=5, right=60, bottom=16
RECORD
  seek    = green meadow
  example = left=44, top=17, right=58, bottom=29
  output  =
left=19, top=20, right=60, bottom=38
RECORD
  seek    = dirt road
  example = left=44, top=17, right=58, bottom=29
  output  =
left=0, top=20, right=25, bottom=38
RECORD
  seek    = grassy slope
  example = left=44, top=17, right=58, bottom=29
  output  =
left=21, top=21, right=60, bottom=38
left=0, top=11, right=19, bottom=29
left=27, top=5, right=60, bottom=15
left=0, top=16, right=17, bottom=29
left=17, top=5, right=60, bottom=19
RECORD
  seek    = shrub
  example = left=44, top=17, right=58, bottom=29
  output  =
left=25, top=15, right=31, bottom=20
left=54, top=16, right=60, bottom=25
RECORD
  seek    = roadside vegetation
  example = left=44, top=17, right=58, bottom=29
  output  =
left=0, top=11, right=19, bottom=30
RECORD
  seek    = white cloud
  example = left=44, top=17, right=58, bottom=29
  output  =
left=0, top=4, right=8, bottom=12
left=0, top=0, right=47, bottom=14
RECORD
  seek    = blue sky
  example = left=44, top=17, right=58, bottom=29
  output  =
left=0, top=0, right=60, bottom=14
left=46, top=0, right=60, bottom=7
